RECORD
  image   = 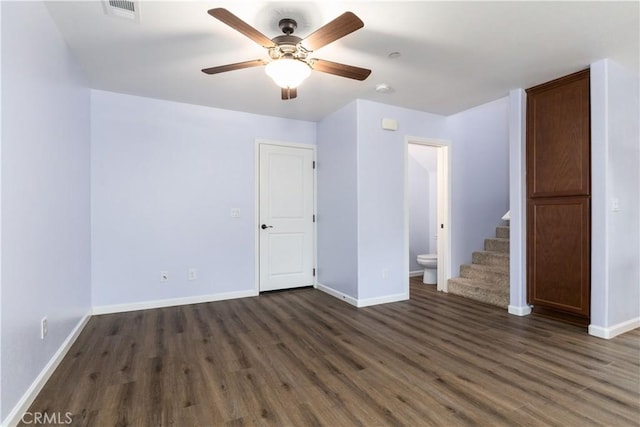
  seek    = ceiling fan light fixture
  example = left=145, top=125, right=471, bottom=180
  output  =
left=204, top=9, right=370, bottom=99
left=265, top=57, right=312, bottom=89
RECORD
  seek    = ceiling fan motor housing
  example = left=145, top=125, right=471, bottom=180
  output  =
left=269, top=34, right=308, bottom=60
left=279, top=18, right=297, bottom=35
left=267, top=18, right=312, bottom=61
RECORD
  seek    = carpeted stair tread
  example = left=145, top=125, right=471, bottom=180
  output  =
left=460, top=263, right=509, bottom=286
left=496, top=226, right=510, bottom=239
left=447, top=277, right=509, bottom=308
left=472, top=250, right=510, bottom=268
left=484, top=237, right=510, bottom=253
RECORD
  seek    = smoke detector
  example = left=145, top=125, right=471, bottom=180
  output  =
left=102, top=0, right=140, bottom=22
left=375, top=83, right=394, bottom=94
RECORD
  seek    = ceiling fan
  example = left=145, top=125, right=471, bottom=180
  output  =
left=201, top=8, right=372, bottom=100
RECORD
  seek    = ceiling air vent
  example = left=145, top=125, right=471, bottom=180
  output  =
left=102, top=0, right=140, bottom=22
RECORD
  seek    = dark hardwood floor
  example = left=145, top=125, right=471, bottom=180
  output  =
left=22, top=277, right=639, bottom=426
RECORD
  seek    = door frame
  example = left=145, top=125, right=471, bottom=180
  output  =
left=404, top=136, right=452, bottom=293
left=254, top=139, right=317, bottom=293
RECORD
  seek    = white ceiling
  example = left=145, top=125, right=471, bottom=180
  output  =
left=45, top=1, right=639, bottom=121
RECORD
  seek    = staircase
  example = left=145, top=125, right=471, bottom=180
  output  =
left=448, top=221, right=510, bottom=308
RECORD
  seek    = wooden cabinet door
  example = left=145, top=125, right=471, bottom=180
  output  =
left=526, top=69, right=591, bottom=326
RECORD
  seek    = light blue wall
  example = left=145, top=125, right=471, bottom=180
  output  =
left=1, top=1, right=91, bottom=421
left=605, top=61, right=640, bottom=326
left=91, top=90, right=316, bottom=308
left=446, top=97, right=510, bottom=273
left=0, top=2, right=3, bottom=419
left=316, top=101, right=359, bottom=298
left=508, top=89, right=528, bottom=313
left=591, top=59, right=640, bottom=331
left=316, top=98, right=510, bottom=304
left=356, top=100, right=448, bottom=301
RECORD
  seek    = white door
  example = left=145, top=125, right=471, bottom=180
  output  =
left=436, top=145, right=450, bottom=292
left=259, top=143, right=315, bottom=291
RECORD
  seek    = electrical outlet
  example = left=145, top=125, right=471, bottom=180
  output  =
left=41, top=317, right=48, bottom=339
left=160, top=271, right=169, bottom=282
left=188, top=268, right=197, bottom=281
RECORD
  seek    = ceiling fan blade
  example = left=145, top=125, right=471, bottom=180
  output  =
left=208, top=8, right=276, bottom=48
left=301, top=12, right=364, bottom=51
left=310, top=59, right=371, bottom=81
left=201, top=59, right=266, bottom=75
left=281, top=87, right=298, bottom=100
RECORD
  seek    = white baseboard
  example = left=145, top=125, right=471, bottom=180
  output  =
left=92, top=289, right=258, bottom=315
left=589, top=317, right=640, bottom=339
left=316, top=283, right=409, bottom=308
left=508, top=304, right=532, bottom=316
left=316, top=283, right=358, bottom=307
left=357, top=292, right=409, bottom=308
left=2, top=312, right=91, bottom=427
left=409, top=270, right=423, bottom=277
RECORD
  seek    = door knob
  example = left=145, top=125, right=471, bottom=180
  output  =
left=261, top=224, right=273, bottom=230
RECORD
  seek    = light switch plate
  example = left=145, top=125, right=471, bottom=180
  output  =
left=612, top=198, right=620, bottom=212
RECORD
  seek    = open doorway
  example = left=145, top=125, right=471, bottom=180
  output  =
left=405, top=137, right=451, bottom=293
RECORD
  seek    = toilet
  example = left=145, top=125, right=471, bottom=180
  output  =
left=417, top=254, right=438, bottom=284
